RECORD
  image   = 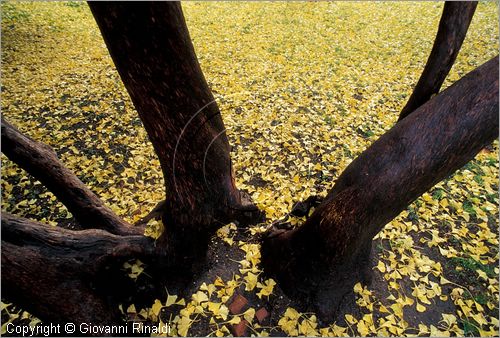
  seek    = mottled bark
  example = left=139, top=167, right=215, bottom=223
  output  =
left=1, top=118, right=138, bottom=236
left=1, top=212, right=153, bottom=327
left=399, top=2, right=477, bottom=120
left=89, top=2, right=261, bottom=263
left=262, top=56, right=499, bottom=319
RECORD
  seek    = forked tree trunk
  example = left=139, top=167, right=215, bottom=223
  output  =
left=89, top=2, right=261, bottom=266
left=2, top=2, right=263, bottom=326
left=1, top=0, right=496, bottom=330
left=262, top=56, right=499, bottom=319
left=399, top=1, right=477, bottom=120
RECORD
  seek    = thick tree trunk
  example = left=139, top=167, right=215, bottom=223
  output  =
left=89, top=2, right=261, bottom=265
left=2, top=2, right=264, bottom=326
left=1, top=212, right=152, bottom=327
left=262, top=56, right=499, bottom=319
left=398, top=1, right=477, bottom=121
left=1, top=118, right=137, bottom=236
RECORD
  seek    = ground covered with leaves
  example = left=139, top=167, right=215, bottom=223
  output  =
left=1, top=2, right=499, bottom=337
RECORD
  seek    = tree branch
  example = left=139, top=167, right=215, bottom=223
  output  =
left=1, top=212, right=153, bottom=325
left=89, top=2, right=263, bottom=264
left=262, top=56, right=499, bottom=318
left=399, top=1, right=477, bottom=120
left=1, top=118, right=140, bottom=235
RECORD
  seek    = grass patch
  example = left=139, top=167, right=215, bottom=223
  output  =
left=432, top=188, right=444, bottom=200
left=1, top=3, right=30, bottom=21
left=449, top=256, right=495, bottom=279
left=462, top=200, right=477, bottom=216
left=460, top=318, right=480, bottom=337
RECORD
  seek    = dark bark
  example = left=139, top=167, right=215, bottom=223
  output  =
left=399, top=1, right=477, bottom=121
left=2, top=2, right=265, bottom=326
left=1, top=1, right=495, bottom=329
left=1, top=118, right=138, bottom=236
left=262, top=56, right=499, bottom=319
left=89, top=2, right=262, bottom=263
left=1, top=212, right=153, bottom=327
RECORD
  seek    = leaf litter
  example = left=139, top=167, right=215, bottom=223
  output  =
left=1, top=2, right=498, bottom=336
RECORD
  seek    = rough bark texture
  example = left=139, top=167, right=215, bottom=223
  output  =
left=1, top=118, right=138, bottom=236
left=1, top=212, right=153, bottom=327
left=399, top=1, right=477, bottom=120
left=262, top=56, right=499, bottom=319
left=89, top=2, right=261, bottom=264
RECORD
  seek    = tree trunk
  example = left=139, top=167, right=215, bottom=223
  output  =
left=398, top=1, right=477, bottom=121
left=1, top=118, right=137, bottom=236
left=2, top=2, right=265, bottom=326
left=1, top=212, right=153, bottom=327
left=88, top=2, right=262, bottom=265
left=261, top=56, right=499, bottom=319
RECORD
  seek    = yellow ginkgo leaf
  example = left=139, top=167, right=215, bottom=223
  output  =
left=244, top=272, right=258, bottom=291
left=345, top=314, right=357, bottom=324
left=177, top=316, right=192, bottom=337
left=192, top=291, right=209, bottom=305
left=256, top=278, right=276, bottom=298
left=227, top=316, right=241, bottom=325
left=416, top=303, right=426, bottom=312
left=242, top=308, right=255, bottom=323
left=165, top=294, right=178, bottom=307
left=151, top=299, right=163, bottom=317
left=476, top=269, right=488, bottom=280
left=127, top=304, right=136, bottom=314
left=357, top=320, right=370, bottom=336
left=376, top=260, right=386, bottom=273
